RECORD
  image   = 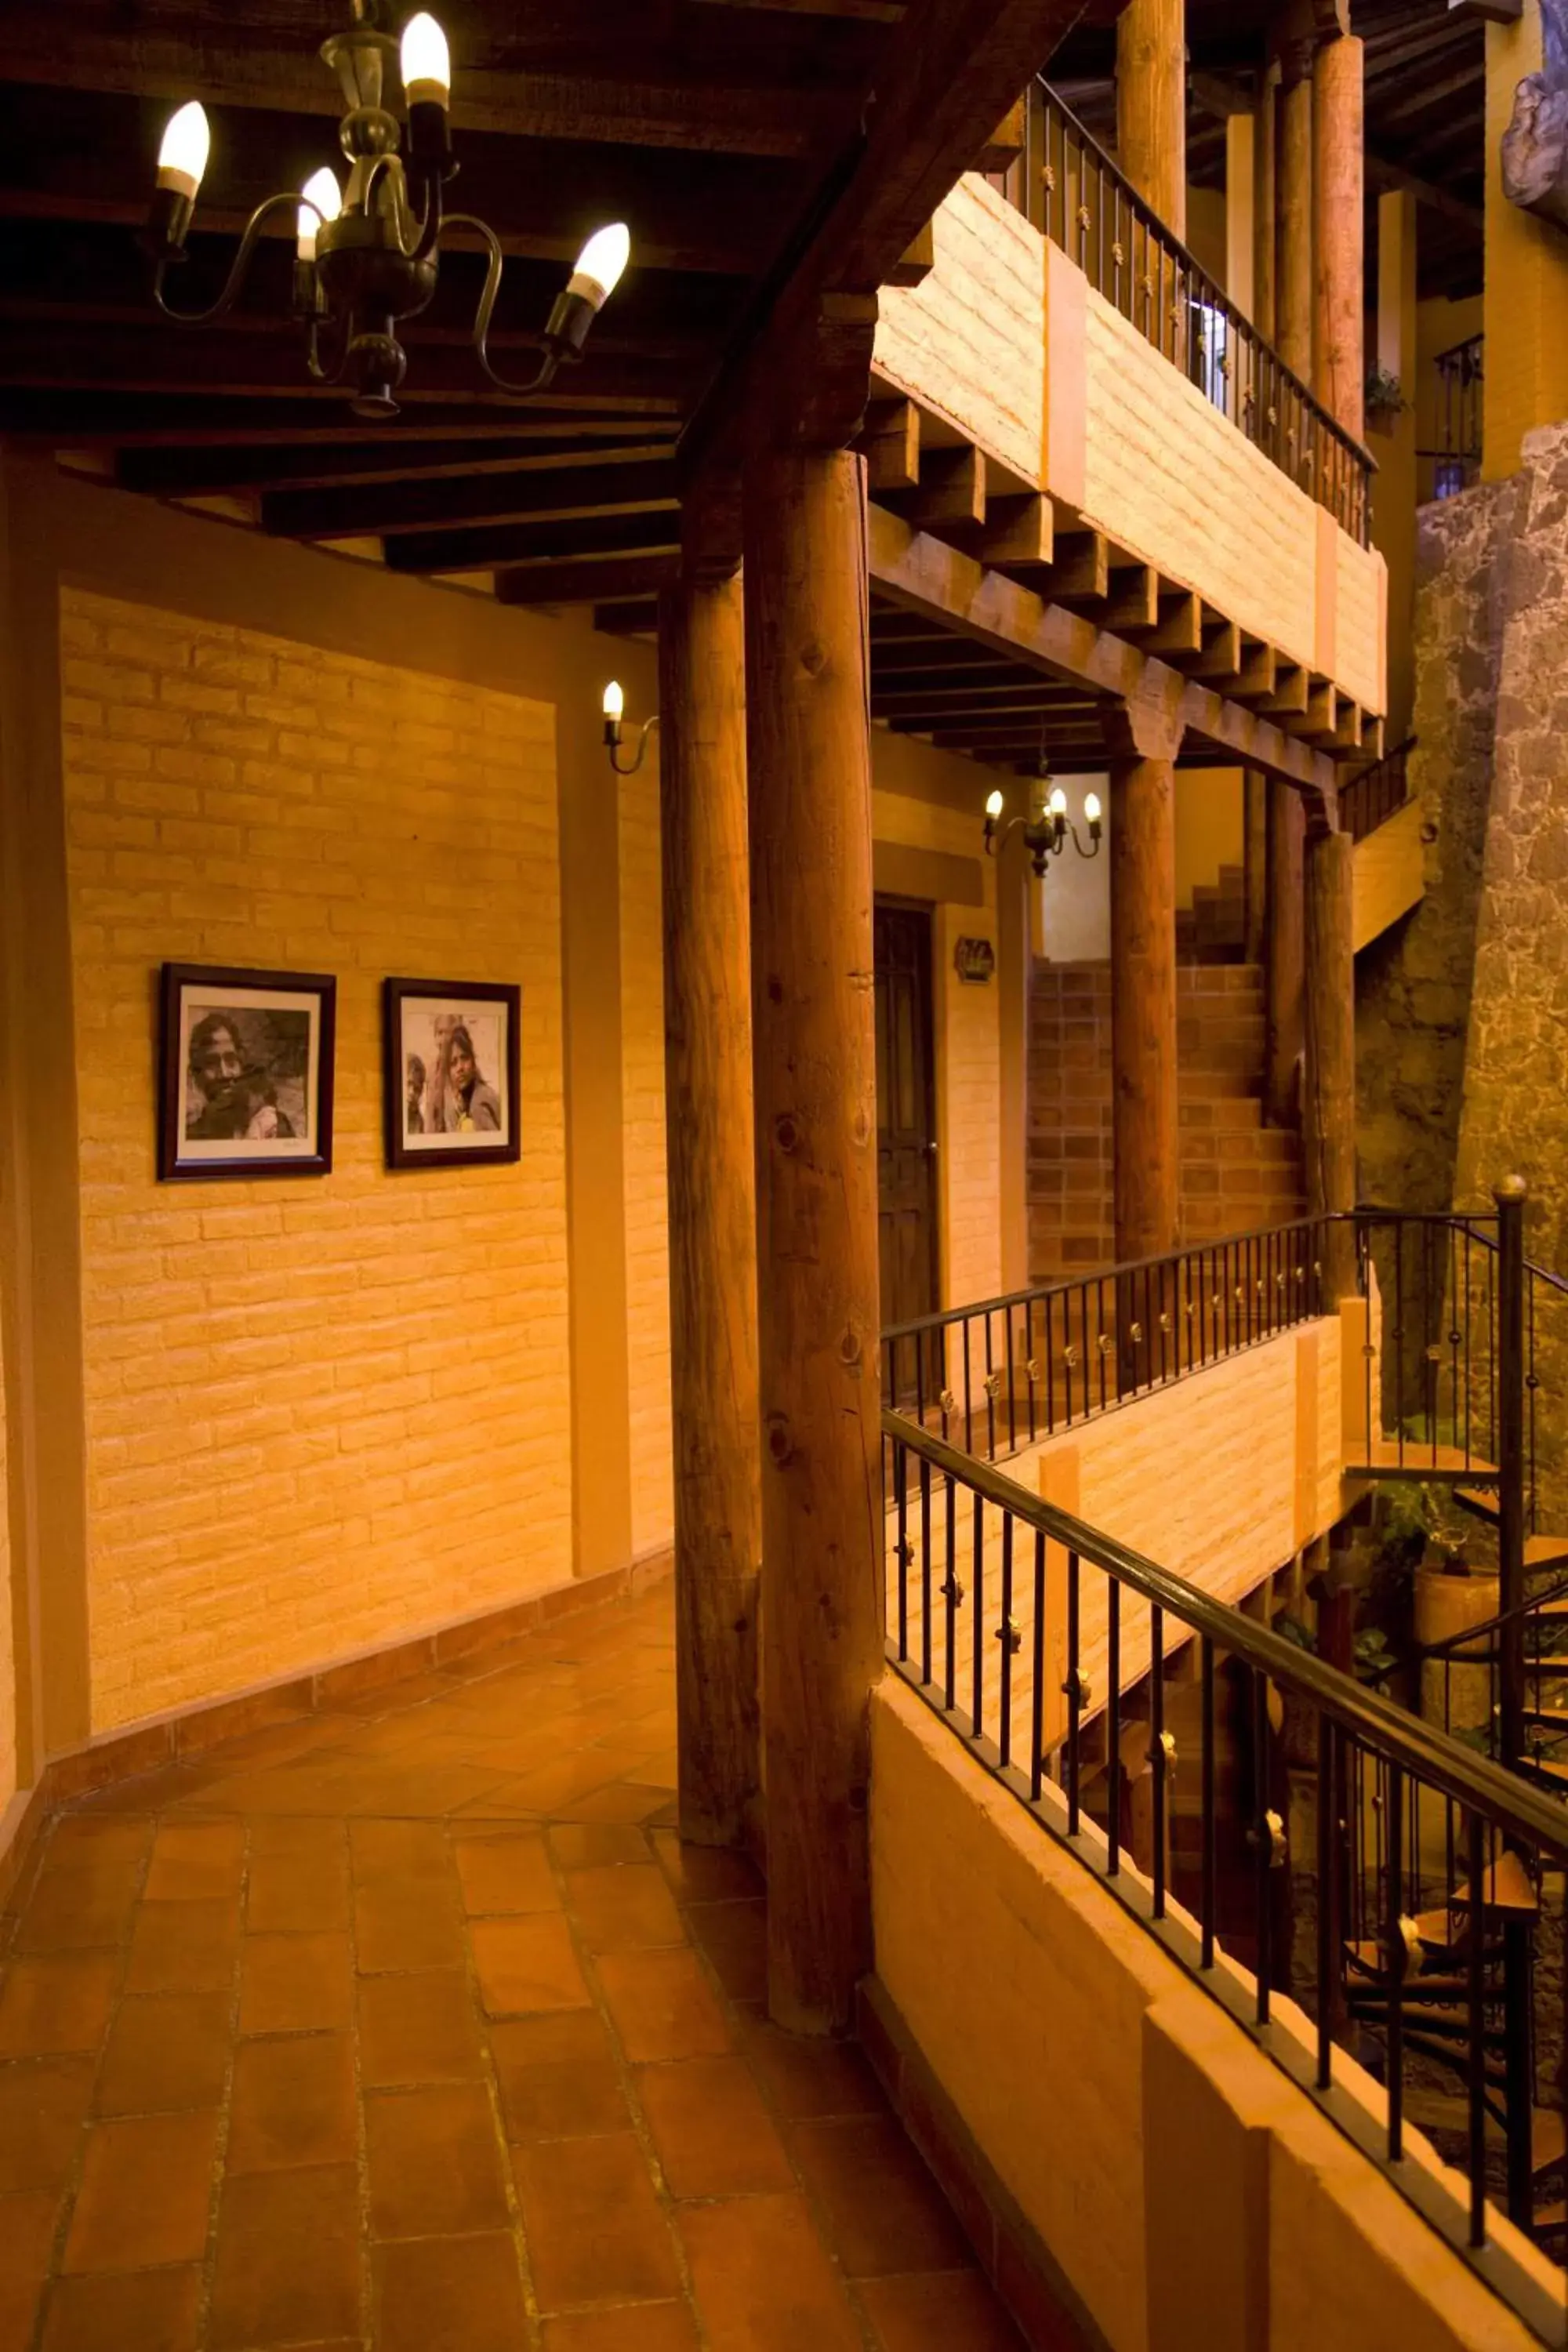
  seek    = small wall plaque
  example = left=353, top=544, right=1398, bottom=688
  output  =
left=954, top=936, right=995, bottom=985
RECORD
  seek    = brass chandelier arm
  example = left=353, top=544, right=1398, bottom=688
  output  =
left=443, top=212, right=562, bottom=400
left=608, top=715, right=660, bottom=776
left=151, top=191, right=305, bottom=325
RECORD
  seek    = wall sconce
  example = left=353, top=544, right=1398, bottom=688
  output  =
left=603, top=681, right=660, bottom=776
left=984, top=773, right=1102, bottom=878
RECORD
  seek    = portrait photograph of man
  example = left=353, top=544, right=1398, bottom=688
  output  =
left=383, top=978, right=520, bottom=1171
left=158, top=964, right=336, bottom=1180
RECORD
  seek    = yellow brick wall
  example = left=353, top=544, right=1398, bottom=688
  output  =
left=61, top=586, right=572, bottom=1733
left=618, top=759, right=673, bottom=1560
left=1483, top=3, right=1568, bottom=482
left=874, top=175, right=1047, bottom=485
left=1334, top=524, right=1387, bottom=717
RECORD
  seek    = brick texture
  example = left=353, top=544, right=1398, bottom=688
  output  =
left=874, top=176, right=1047, bottom=486
left=60, top=587, right=572, bottom=1732
left=618, top=762, right=673, bottom=1562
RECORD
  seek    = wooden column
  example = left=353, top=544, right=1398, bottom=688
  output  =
left=1313, top=32, right=1365, bottom=438
left=1226, top=110, right=1256, bottom=321
left=1277, top=48, right=1314, bottom=383
left=1243, top=769, right=1267, bottom=965
left=1305, top=825, right=1356, bottom=1298
left=1116, top=0, right=1186, bottom=238
left=1106, top=700, right=1182, bottom=1265
left=1264, top=780, right=1305, bottom=1127
left=658, top=564, right=761, bottom=1851
left=744, top=446, right=883, bottom=2035
left=1253, top=64, right=1279, bottom=341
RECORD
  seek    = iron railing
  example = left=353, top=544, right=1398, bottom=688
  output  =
left=1029, top=81, right=1375, bottom=547
left=1341, top=735, right=1415, bottom=844
left=882, top=1217, right=1330, bottom=1465
left=881, top=1410, right=1568, bottom=2325
left=1421, top=333, right=1484, bottom=503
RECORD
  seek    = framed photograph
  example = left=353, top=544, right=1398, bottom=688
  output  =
left=384, top=978, right=521, bottom=1171
left=158, top=964, right=336, bottom=1181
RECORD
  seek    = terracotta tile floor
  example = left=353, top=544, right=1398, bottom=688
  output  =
left=0, top=1590, right=1023, bottom=2350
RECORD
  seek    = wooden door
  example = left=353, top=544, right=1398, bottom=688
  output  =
left=875, top=902, right=940, bottom=1391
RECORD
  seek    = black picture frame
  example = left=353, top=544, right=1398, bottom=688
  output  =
left=158, top=962, right=336, bottom=1182
left=383, top=977, right=522, bottom=1172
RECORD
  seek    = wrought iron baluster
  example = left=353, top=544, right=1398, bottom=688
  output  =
left=943, top=1472, right=957, bottom=1713
left=1254, top=1664, right=1272, bottom=2025
left=895, top=1441, right=909, bottom=1662
left=1031, top=1528, right=1046, bottom=1803
left=1151, top=1601, right=1167, bottom=1921
left=1467, top=1807, right=1487, bottom=2248
left=1201, top=1633, right=1216, bottom=1969
left=999, top=1512, right=1014, bottom=1768
left=971, top=1493, right=984, bottom=1738
left=1067, top=1548, right=1082, bottom=1838
left=920, top=1454, right=932, bottom=1687
left=1387, top=1760, right=1405, bottom=2161
left=1107, top=1576, right=1122, bottom=1878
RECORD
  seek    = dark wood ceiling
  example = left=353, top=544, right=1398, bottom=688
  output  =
left=1049, top=0, right=1486, bottom=301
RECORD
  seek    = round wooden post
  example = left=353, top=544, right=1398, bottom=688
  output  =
left=1277, top=50, right=1314, bottom=384
left=1109, top=746, right=1179, bottom=1266
left=1305, top=826, right=1356, bottom=1298
left=1264, top=780, right=1305, bottom=1127
left=1116, top=0, right=1187, bottom=238
left=1313, top=34, right=1365, bottom=439
left=1243, top=769, right=1267, bottom=965
left=658, top=568, right=762, bottom=1851
left=1253, top=64, right=1279, bottom=343
left=743, top=446, right=883, bottom=2036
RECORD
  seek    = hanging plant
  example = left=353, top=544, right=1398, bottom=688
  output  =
left=1365, top=365, right=1407, bottom=430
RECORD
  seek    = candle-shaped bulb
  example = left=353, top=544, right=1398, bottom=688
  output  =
left=157, top=101, right=210, bottom=198
left=1047, top=785, right=1068, bottom=819
left=400, top=13, right=451, bottom=107
left=602, top=681, right=625, bottom=722
left=571, top=223, right=631, bottom=310
left=1083, top=792, right=1102, bottom=827
left=296, top=167, right=342, bottom=263
left=985, top=789, right=1004, bottom=820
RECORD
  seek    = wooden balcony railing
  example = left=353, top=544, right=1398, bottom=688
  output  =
left=1022, top=82, right=1375, bottom=548
left=1419, top=332, right=1483, bottom=503
left=1340, top=734, right=1414, bottom=844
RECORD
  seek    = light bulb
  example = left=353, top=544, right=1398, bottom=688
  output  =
left=296, top=167, right=342, bottom=263
left=1083, top=792, right=1102, bottom=826
left=1047, top=785, right=1068, bottom=818
left=157, top=100, right=210, bottom=198
left=985, top=789, right=1004, bottom=819
left=602, top=681, right=625, bottom=722
left=401, top=12, right=451, bottom=107
left=570, top=223, right=631, bottom=310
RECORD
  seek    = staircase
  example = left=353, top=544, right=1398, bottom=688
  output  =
left=1028, top=952, right=1305, bottom=1282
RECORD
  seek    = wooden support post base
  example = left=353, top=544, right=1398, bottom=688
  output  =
left=1305, top=826, right=1356, bottom=1300
left=659, top=568, right=762, bottom=1850
left=744, top=447, right=884, bottom=2036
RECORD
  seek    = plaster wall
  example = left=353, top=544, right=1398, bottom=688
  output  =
left=1483, top=2, right=1568, bottom=483
left=870, top=1675, right=1545, bottom=2352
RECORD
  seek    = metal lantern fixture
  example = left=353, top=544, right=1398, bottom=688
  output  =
left=143, top=5, right=632, bottom=419
left=601, top=681, right=660, bottom=776
left=983, top=762, right=1102, bottom=879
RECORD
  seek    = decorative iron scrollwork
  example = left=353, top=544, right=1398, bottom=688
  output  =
left=996, top=1617, right=1022, bottom=1657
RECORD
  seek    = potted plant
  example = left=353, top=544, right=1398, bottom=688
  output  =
left=1365, top=365, right=1406, bottom=435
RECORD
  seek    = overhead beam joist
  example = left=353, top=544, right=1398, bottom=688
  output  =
left=866, top=504, right=1338, bottom=805
left=264, top=450, right=679, bottom=542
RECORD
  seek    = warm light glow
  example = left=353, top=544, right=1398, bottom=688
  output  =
left=1047, top=785, right=1068, bottom=818
left=985, top=789, right=1004, bottom=820
left=400, top=12, right=451, bottom=105
left=296, top=168, right=342, bottom=262
left=602, top=681, right=625, bottom=722
left=157, top=101, right=211, bottom=195
left=570, top=223, right=631, bottom=307
left=1083, top=792, right=1102, bottom=825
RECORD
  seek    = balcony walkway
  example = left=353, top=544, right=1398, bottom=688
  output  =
left=0, top=1586, right=1022, bottom=2352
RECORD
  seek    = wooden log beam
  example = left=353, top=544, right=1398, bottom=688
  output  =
left=385, top=509, right=681, bottom=575
left=866, top=504, right=1338, bottom=798
left=263, top=452, right=680, bottom=543
left=1305, top=826, right=1356, bottom=1297
left=115, top=427, right=678, bottom=501
left=1265, top=779, right=1305, bottom=1126
left=494, top=550, right=681, bottom=604
left=745, top=448, right=882, bottom=2034
left=1312, top=33, right=1365, bottom=438
left=1104, top=698, right=1181, bottom=1266
left=659, top=564, right=763, bottom=1850
left=858, top=399, right=921, bottom=492
left=1278, top=51, right=1315, bottom=384
left=1117, top=0, right=1187, bottom=238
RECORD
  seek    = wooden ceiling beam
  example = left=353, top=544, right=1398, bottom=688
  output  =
left=495, top=550, right=681, bottom=604
left=114, top=426, right=677, bottom=499
left=261, top=449, right=680, bottom=541
left=0, top=387, right=681, bottom=444
left=384, top=506, right=681, bottom=575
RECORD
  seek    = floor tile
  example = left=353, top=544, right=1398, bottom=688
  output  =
left=354, top=1878, right=466, bottom=1973
left=491, top=2009, right=632, bottom=2144
left=94, top=1991, right=232, bottom=2117
left=245, top=1850, right=350, bottom=1935
left=365, top=2083, right=510, bottom=2238
left=858, top=2269, right=1025, bottom=2350
left=43, top=1818, right=154, bottom=1873
left=238, top=1932, right=353, bottom=2034
left=0, top=2058, right=94, bottom=2192
left=0, top=1955, right=116, bottom=2058
left=565, top=1866, right=685, bottom=1955
left=350, top=1819, right=452, bottom=1882
left=595, top=1950, right=733, bottom=2064
left=143, top=1821, right=245, bottom=1904
left=13, top=1864, right=142, bottom=1954
left=39, top=2264, right=201, bottom=2352
left=635, top=2056, right=794, bottom=2199
left=541, top=2303, right=701, bottom=2351
left=373, top=2232, right=527, bottom=2352
left=677, top=2194, right=864, bottom=2352
left=248, top=1816, right=346, bottom=1864
left=227, top=2032, right=357, bottom=2172
left=471, top=1915, right=590, bottom=2016
left=0, top=2190, right=59, bottom=2352
left=62, top=2110, right=219, bottom=2273
left=208, top=2162, right=361, bottom=2349
left=787, top=2116, right=971, bottom=2279
left=125, top=1898, right=240, bottom=1994
left=686, top=1899, right=768, bottom=2002
left=358, top=1968, right=485, bottom=2086
left=548, top=1825, right=651, bottom=1871
left=649, top=1831, right=764, bottom=1906
left=514, top=2131, right=682, bottom=2313
left=455, top=1831, right=561, bottom=1915
left=739, top=2018, right=884, bottom=2122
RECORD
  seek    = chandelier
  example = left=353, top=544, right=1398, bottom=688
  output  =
left=143, top=2, right=631, bottom=420
left=984, top=768, right=1102, bottom=879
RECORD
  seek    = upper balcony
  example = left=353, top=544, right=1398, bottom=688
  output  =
left=867, top=83, right=1388, bottom=754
